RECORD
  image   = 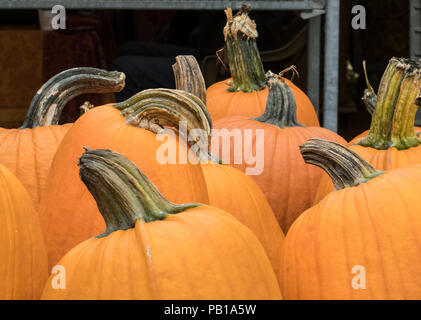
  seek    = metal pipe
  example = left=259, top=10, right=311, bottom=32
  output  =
left=323, top=0, right=340, bottom=132
left=307, top=15, right=321, bottom=116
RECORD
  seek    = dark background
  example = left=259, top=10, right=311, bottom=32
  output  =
left=0, top=0, right=410, bottom=140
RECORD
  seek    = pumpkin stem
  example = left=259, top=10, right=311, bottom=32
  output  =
left=300, top=139, right=384, bottom=190
left=173, top=55, right=207, bottom=105
left=223, top=5, right=266, bottom=93
left=20, top=67, right=126, bottom=129
left=78, top=148, right=200, bottom=238
left=357, top=57, right=421, bottom=150
left=172, top=55, right=213, bottom=126
left=172, top=55, right=221, bottom=164
left=253, top=70, right=304, bottom=128
left=362, top=61, right=377, bottom=115
left=115, top=88, right=212, bottom=161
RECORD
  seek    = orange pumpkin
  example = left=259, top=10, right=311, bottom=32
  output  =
left=211, top=71, right=346, bottom=233
left=314, top=57, right=421, bottom=204
left=206, top=6, right=319, bottom=127
left=0, top=164, right=48, bottom=299
left=41, top=148, right=282, bottom=300
left=39, top=89, right=211, bottom=268
left=201, top=163, right=284, bottom=279
left=282, top=139, right=421, bottom=299
left=0, top=68, right=125, bottom=210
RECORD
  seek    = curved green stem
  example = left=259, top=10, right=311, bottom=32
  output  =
left=78, top=148, right=200, bottom=238
left=223, top=5, right=266, bottom=92
left=300, top=139, right=384, bottom=190
left=21, top=67, right=126, bottom=129
left=357, top=57, right=421, bottom=150
left=115, top=88, right=214, bottom=162
left=253, top=70, right=304, bottom=128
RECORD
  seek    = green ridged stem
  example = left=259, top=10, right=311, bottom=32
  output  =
left=223, top=5, right=266, bottom=92
left=78, top=148, right=200, bottom=238
left=115, top=88, right=214, bottom=163
left=357, top=57, right=421, bottom=150
left=253, top=70, right=304, bottom=128
left=300, top=139, right=384, bottom=190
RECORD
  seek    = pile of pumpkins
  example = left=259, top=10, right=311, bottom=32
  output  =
left=2, top=6, right=421, bottom=300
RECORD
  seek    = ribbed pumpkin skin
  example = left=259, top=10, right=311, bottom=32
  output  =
left=0, top=165, right=48, bottom=299
left=39, top=106, right=210, bottom=269
left=206, top=78, right=320, bottom=127
left=0, top=125, right=71, bottom=211
left=212, top=116, right=346, bottom=232
left=201, top=163, right=284, bottom=278
left=282, top=165, right=421, bottom=299
left=41, top=206, right=282, bottom=300
left=313, top=128, right=421, bottom=205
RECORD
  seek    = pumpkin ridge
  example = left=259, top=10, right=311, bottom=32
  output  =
left=31, top=129, right=42, bottom=205
left=134, top=220, right=162, bottom=298
left=380, top=171, right=421, bottom=298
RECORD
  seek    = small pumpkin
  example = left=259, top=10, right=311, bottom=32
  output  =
left=211, top=71, right=346, bottom=233
left=314, top=57, right=421, bottom=204
left=173, top=55, right=285, bottom=278
left=39, top=87, right=211, bottom=268
left=0, top=164, right=48, bottom=299
left=41, top=148, right=282, bottom=300
left=206, top=5, right=319, bottom=127
left=0, top=67, right=125, bottom=210
left=282, top=138, right=421, bottom=299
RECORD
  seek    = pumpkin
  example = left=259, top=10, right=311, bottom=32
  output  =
left=0, top=164, right=48, bottom=299
left=211, top=71, right=346, bottom=233
left=282, top=138, right=421, bottom=299
left=39, top=88, right=211, bottom=268
left=41, top=148, right=282, bottom=300
left=314, top=57, right=421, bottom=204
left=206, top=5, right=319, bottom=127
left=0, top=67, right=125, bottom=210
left=173, top=55, right=285, bottom=278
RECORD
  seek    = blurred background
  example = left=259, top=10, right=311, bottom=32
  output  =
left=0, top=0, right=412, bottom=140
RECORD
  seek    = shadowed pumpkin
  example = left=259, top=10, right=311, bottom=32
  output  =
left=0, top=165, right=48, bottom=299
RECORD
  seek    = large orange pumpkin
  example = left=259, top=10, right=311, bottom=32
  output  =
left=201, top=163, right=284, bottom=279
left=41, top=148, right=282, bottom=300
left=206, top=6, right=319, bottom=127
left=39, top=88, right=211, bottom=268
left=314, top=57, right=421, bottom=204
left=0, top=67, right=125, bottom=210
left=0, top=164, right=48, bottom=299
left=282, top=139, right=421, bottom=299
left=211, top=71, right=346, bottom=233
